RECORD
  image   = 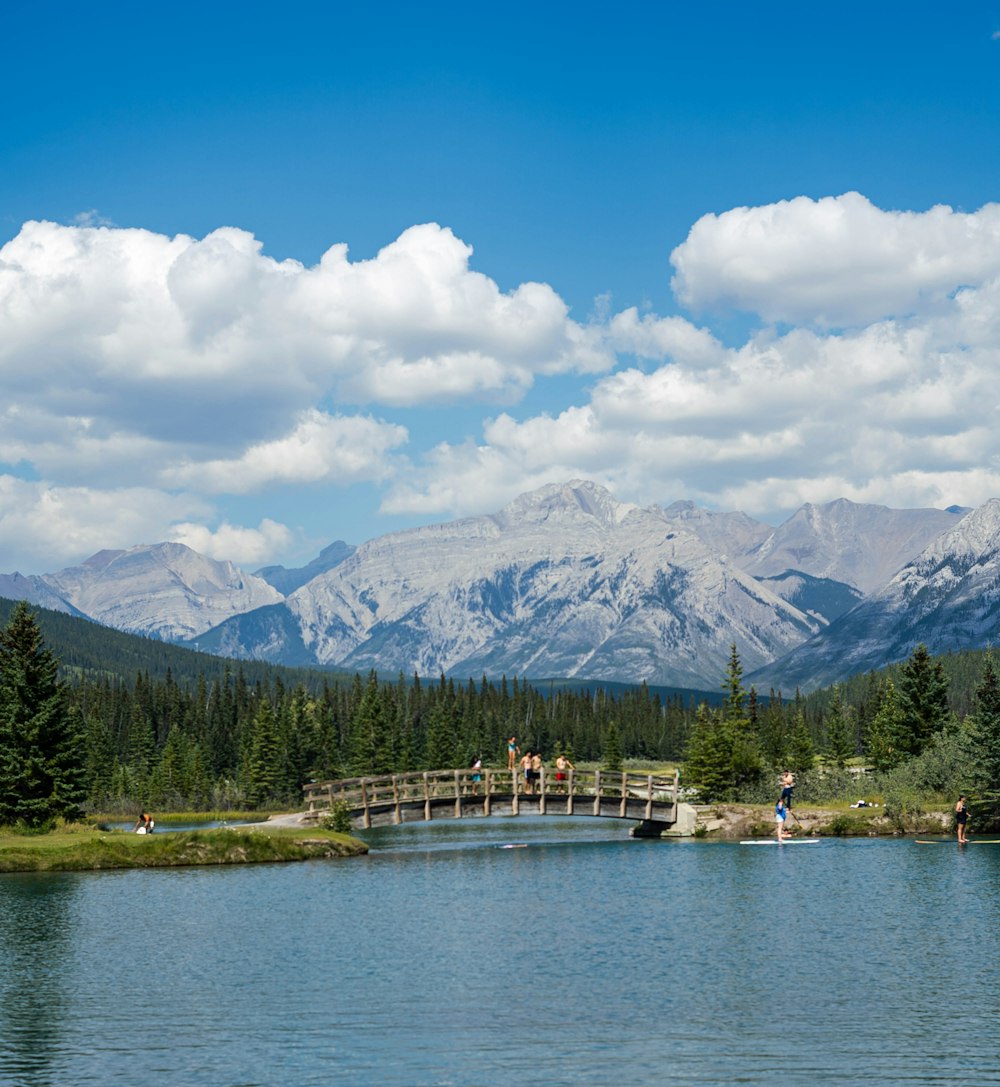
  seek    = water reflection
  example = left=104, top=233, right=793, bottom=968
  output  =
left=0, top=874, right=78, bottom=1086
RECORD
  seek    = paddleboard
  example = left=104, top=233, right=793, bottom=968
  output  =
left=915, top=839, right=1000, bottom=844
left=739, top=838, right=819, bottom=845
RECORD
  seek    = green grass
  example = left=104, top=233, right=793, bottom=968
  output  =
left=0, top=823, right=367, bottom=873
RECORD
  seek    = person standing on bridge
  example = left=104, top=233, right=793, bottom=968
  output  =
left=520, top=750, right=533, bottom=793
left=555, top=753, right=574, bottom=792
left=530, top=751, right=543, bottom=794
left=470, top=755, right=483, bottom=796
left=507, top=736, right=520, bottom=770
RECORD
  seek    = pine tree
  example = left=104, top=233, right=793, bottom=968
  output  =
left=0, top=602, right=87, bottom=827
left=721, top=645, right=763, bottom=795
left=866, top=678, right=904, bottom=773
left=683, top=704, right=730, bottom=802
left=245, top=700, right=283, bottom=808
left=824, top=685, right=854, bottom=769
left=602, top=720, right=623, bottom=773
left=969, top=654, right=1000, bottom=799
left=897, top=644, right=949, bottom=758
left=787, top=706, right=815, bottom=778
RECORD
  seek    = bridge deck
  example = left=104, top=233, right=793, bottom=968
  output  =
left=303, top=767, right=679, bottom=833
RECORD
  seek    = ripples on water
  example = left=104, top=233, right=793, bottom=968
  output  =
left=1, top=819, right=998, bottom=1086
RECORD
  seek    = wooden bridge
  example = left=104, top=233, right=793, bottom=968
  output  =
left=303, top=767, right=682, bottom=837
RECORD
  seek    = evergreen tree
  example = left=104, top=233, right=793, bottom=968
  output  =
left=0, top=602, right=87, bottom=826
left=866, top=678, right=904, bottom=773
left=787, top=706, right=815, bottom=778
left=897, top=644, right=949, bottom=758
left=245, top=700, right=283, bottom=808
left=824, top=685, right=854, bottom=769
left=969, top=654, right=1000, bottom=799
left=602, top=720, right=623, bottom=773
left=721, top=645, right=763, bottom=796
left=682, top=704, right=730, bottom=802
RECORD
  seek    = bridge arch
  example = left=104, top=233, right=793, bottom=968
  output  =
left=303, top=767, right=682, bottom=837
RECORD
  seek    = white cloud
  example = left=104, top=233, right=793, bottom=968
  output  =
left=161, top=409, right=408, bottom=493
left=387, top=272, right=1000, bottom=522
left=168, top=519, right=293, bottom=566
left=5, top=197, right=1000, bottom=575
left=0, top=476, right=212, bottom=572
left=670, top=193, right=1000, bottom=327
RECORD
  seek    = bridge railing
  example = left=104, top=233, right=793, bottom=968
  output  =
left=303, top=766, right=679, bottom=826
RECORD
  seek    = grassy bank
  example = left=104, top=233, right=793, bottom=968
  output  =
left=0, top=822, right=368, bottom=873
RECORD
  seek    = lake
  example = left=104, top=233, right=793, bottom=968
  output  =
left=1, top=818, right=998, bottom=1086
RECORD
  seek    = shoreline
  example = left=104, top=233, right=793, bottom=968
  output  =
left=0, top=816, right=368, bottom=874
left=693, top=803, right=953, bottom=839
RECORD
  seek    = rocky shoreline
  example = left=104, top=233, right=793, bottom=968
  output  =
left=693, top=804, right=952, bottom=839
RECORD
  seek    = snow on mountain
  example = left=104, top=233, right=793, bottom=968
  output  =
left=752, top=501, right=1000, bottom=692
left=210, top=481, right=820, bottom=688
left=40, top=543, right=284, bottom=642
left=739, top=498, right=962, bottom=593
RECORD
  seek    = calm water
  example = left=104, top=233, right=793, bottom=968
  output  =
left=1, top=819, right=998, bottom=1087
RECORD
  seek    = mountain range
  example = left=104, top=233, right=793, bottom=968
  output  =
left=2, top=479, right=993, bottom=692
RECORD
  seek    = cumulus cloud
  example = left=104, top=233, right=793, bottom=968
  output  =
left=388, top=258, right=1000, bottom=522
left=0, top=476, right=210, bottom=572
left=5, top=196, right=1000, bottom=575
left=670, top=192, right=1000, bottom=327
left=168, top=518, right=293, bottom=566
left=161, top=409, right=408, bottom=493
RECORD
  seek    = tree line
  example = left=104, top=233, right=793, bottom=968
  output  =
left=1, top=600, right=999, bottom=826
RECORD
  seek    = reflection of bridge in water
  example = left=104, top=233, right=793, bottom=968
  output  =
left=303, top=767, right=685, bottom=837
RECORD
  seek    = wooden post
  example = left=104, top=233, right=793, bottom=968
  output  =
left=360, top=778, right=371, bottom=829
left=619, top=771, right=628, bottom=817
left=484, top=769, right=492, bottom=816
left=566, top=768, right=574, bottom=815
left=593, top=770, right=602, bottom=816
left=512, top=768, right=519, bottom=815
left=539, top=767, right=546, bottom=815
left=644, top=774, right=653, bottom=821
left=423, top=771, right=431, bottom=821
left=454, top=770, right=462, bottom=818
left=392, top=775, right=401, bottom=825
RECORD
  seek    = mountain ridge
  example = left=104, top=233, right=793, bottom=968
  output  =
left=0, top=480, right=982, bottom=690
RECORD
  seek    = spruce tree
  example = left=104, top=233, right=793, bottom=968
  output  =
left=866, top=678, right=904, bottom=773
left=824, top=686, right=854, bottom=769
left=245, top=700, right=283, bottom=808
left=0, top=602, right=86, bottom=827
left=897, top=644, right=949, bottom=758
left=683, top=704, right=730, bottom=802
left=602, top=719, right=623, bottom=773
left=970, top=654, right=1000, bottom=801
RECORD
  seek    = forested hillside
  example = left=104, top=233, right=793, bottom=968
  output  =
left=3, top=596, right=998, bottom=820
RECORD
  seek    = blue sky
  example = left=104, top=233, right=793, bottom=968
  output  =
left=3, top=2, right=1000, bottom=574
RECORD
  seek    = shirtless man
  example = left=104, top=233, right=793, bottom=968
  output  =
left=520, top=750, right=533, bottom=794
left=554, top=753, right=574, bottom=792
left=530, top=751, right=543, bottom=794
